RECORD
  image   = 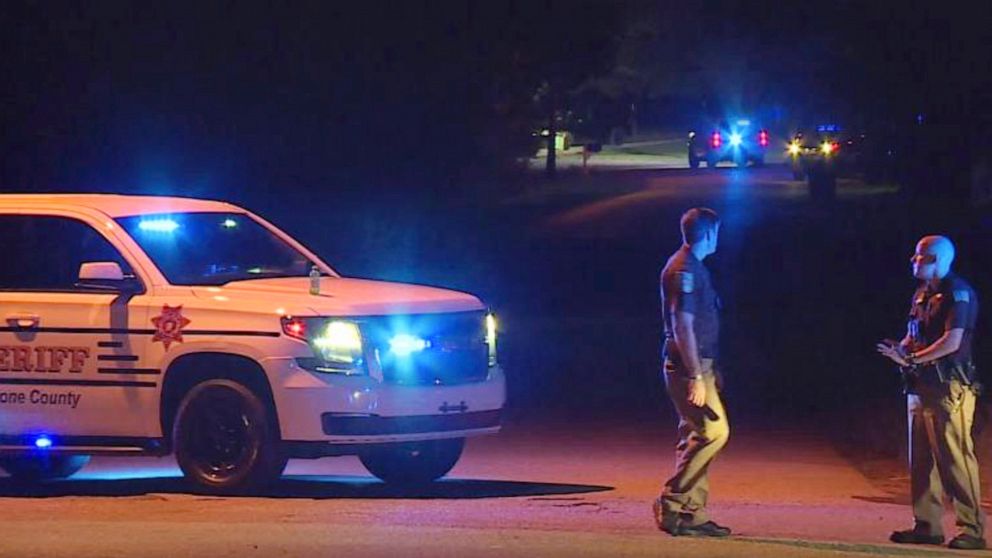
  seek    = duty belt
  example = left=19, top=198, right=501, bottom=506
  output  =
left=902, top=360, right=979, bottom=389
left=935, top=360, right=979, bottom=386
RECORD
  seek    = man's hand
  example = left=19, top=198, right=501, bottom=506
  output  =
left=876, top=339, right=910, bottom=366
left=688, top=378, right=706, bottom=407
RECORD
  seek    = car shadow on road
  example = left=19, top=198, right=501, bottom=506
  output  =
left=0, top=474, right=614, bottom=500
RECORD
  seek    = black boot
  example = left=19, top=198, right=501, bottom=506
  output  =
left=890, top=526, right=944, bottom=545
left=680, top=521, right=732, bottom=537
left=948, top=534, right=986, bottom=550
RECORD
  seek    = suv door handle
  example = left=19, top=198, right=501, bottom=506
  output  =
left=6, top=313, right=40, bottom=329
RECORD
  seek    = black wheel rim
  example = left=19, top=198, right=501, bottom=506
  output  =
left=185, top=389, right=257, bottom=482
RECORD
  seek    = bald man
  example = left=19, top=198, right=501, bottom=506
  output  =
left=878, top=235, right=985, bottom=550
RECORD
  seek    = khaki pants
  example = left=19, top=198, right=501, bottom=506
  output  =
left=659, top=359, right=730, bottom=526
left=908, top=380, right=985, bottom=538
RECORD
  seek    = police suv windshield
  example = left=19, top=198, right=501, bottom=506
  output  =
left=116, top=212, right=317, bottom=286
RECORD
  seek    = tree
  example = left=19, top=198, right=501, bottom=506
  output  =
left=487, top=1, right=620, bottom=177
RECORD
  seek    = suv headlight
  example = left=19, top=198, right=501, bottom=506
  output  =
left=283, top=317, right=366, bottom=374
left=312, top=321, right=364, bottom=368
left=486, top=312, right=497, bottom=367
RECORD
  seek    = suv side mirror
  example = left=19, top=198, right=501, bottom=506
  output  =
left=77, top=262, right=142, bottom=293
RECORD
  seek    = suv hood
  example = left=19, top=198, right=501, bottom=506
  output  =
left=191, top=277, right=484, bottom=316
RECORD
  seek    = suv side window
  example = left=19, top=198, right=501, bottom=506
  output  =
left=0, top=215, right=135, bottom=291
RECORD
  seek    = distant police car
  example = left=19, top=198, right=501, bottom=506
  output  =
left=0, top=195, right=504, bottom=491
left=688, top=118, right=770, bottom=168
left=787, top=123, right=869, bottom=180
left=788, top=124, right=834, bottom=179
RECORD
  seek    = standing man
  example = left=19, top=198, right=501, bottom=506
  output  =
left=653, top=207, right=731, bottom=537
left=877, top=235, right=985, bottom=550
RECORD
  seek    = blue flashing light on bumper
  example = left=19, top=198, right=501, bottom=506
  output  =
left=388, top=334, right=431, bottom=357
left=34, top=436, right=53, bottom=449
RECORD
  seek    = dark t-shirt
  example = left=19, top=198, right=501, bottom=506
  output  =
left=908, top=272, right=978, bottom=367
left=661, top=246, right=720, bottom=363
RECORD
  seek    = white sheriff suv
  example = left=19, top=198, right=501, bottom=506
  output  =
left=0, top=194, right=504, bottom=491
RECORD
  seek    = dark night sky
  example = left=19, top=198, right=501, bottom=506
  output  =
left=1, top=1, right=989, bottom=196
left=0, top=1, right=609, bottom=195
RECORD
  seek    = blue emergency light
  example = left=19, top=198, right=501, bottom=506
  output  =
left=388, top=334, right=430, bottom=357
left=138, top=218, right=180, bottom=233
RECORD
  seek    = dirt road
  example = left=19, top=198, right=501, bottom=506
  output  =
left=1, top=417, right=985, bottom=557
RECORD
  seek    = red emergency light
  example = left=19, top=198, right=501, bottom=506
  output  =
left=711, top=131, right=722, bottom=149
left=281, top=317, right=308, bottom=340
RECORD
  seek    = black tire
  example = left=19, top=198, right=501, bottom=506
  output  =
left=173, top=379, right=286, bottom=493
left=0, top=454, right=90, bottom=481
left=752, top=156, right=765, bottom=167
left=360, top=438, right=464, bottom=485
left=706, top=157, right=719, bottom=169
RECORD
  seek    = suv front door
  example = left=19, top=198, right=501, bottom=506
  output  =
left=0, top=212, right=155, bottom=441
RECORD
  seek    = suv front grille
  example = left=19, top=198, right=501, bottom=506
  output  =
left=357, top=311, right=488, bottom=386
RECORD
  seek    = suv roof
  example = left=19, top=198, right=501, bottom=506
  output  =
left=0, top=194, right=240, bottom=218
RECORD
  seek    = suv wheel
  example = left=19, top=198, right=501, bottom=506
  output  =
left=173, top=379, right=286, bottom=493
left=360, top=438, right=464, bottom=485
left=0, top=454, right=90, bottom=481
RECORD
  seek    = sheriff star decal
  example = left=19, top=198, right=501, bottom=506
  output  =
left=151, top=304, right=191, bottom=350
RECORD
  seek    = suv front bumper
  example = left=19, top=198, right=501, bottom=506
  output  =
left=267, top=357, right=506, bottom=445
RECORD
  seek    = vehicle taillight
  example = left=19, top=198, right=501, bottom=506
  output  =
left=711, top=131, right=722, bottom=149
left=281, top=317, right=308, bottom=340
left=758, top=130, right=769, bottom=147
